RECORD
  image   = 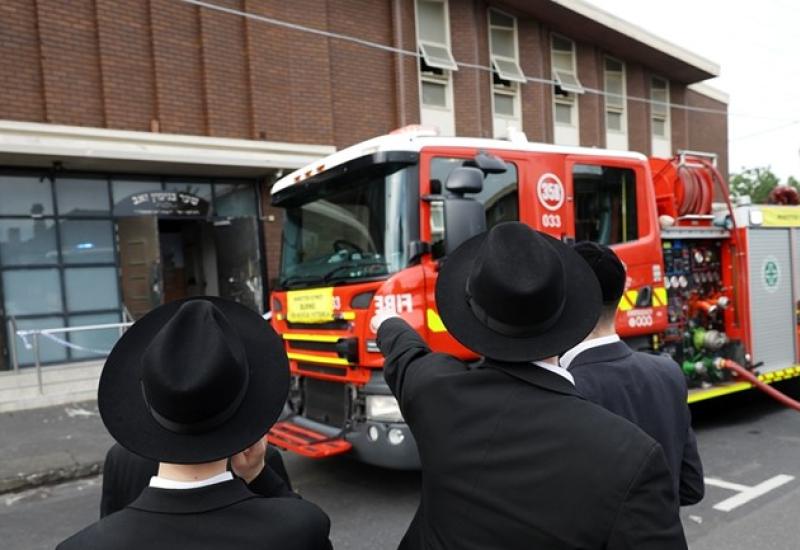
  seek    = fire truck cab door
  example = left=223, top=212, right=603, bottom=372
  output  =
left=564, top=156, right=666, bottom=336
left=419, top=149, right=524, bottom=358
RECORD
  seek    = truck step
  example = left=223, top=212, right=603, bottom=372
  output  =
left=268, top=420, right=352, bottom=458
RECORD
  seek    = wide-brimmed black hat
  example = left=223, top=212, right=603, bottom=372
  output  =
left=436, top=222, right=602, bottom=362
left=98, top=297, right=289, bottom=464
left=572, top=241, right=626, bottom=305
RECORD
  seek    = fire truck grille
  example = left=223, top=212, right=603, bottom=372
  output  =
left=288, top=340, right=339, bottom=353
left=287, top=319, right=350, bottom=330
left=304, top=378, right=348, bottom=428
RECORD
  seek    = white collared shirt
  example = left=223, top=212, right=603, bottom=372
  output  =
left=533, top=360, right=575, bottom=385
left=149, top=471, right=233, bottom=490
left=559, top=334, right=621, bottom=370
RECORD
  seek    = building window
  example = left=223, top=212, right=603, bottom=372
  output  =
left=604, top=56, right=628, bottom=150
left=0, top=171, right=261, bottom=369
left=651, top=76, right=671, bottom=157
left=488, top=9, right=525, bottom=139
left=416, top=0, right=457, bottom=136
left=573, top=164, right=638, bottom=245
left=551, top=34, right=583, bottom=146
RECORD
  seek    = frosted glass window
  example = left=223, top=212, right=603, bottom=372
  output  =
left=651, top=77, right=669, bottom=117
left=551, top=35, right=583, bottom=94
left=59, top=220, right=115, bottom=264
left=605, top=58, right=623, bottom=72
left=64, top=267, right=119, bottom=312
left=164, top=181, right=213, bottom=202
left=555, top=103, right=573, bottom=125
left=607, top=111, right=623, bottom=132
left=2, top=269, right=62, bottom=315
left=418, top=0, right=447, bottom=44
left=490, top=28, right=514, bottom=59
left=9, top=316, right=67, bottom=365
left=417, top=0, right=457, bottom=71
left=605, top=73, right=624, bottom=108
left=490, top=10, right=514, bottom=28
left=56, top=177, right=110, bottom=216
left=112, top=179, right=162, bottom=206
left=215, top=183, right=257, bottom=217
left=0, top=219, right=58, bottom=266
left=419, top=42, right=458, bottom=71
left=494, top=93, right=515, bottom=116
left=68, top=312, right=122, bottom=359
left=422, top=81, right=447, bottom=107
left=0, top=175, right=53, bottom=216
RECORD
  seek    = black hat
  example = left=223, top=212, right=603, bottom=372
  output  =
left=572, top=241, right=626, bottom=305
left=98, top=297, right=289, bottom=464
left=435, top=222, right=602, bottom=362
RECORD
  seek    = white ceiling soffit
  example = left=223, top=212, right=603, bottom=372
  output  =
left=552, top=0, right=720, bottom=78
left=687, top=83, right=730, bottom=105
left=0, top=120, right=335, bottom=175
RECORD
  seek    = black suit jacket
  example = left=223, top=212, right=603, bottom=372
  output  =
left=100, top=443, right=295, bottom=517
left=59, top=479, right=331, bottom=549
left=568, top=341, right=705, bottom=506
left=378, top=318, right=686, bottom=550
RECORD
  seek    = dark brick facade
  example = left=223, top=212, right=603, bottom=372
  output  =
left=686, top=89, right=729, bottom=179
left=0, top=0, right=728, bottom=284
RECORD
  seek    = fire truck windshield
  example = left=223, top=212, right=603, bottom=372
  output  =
left=278, top=165, right=414, bottom=289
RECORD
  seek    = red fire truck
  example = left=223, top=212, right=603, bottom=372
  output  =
left=267, top=127, right=800, bottom=469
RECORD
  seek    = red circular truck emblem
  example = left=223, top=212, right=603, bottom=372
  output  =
left=537, top=173, right=565, bottom=211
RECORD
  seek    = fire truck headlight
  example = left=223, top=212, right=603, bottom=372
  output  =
left=365, top=395, right=403, bottom=423
left=387, top=428, right=405, bottom=446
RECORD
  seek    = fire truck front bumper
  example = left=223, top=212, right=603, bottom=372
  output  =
left=269, top=414, right=420, bottom=470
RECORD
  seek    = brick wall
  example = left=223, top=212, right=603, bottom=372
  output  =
left=576, top=42, right=603, bottom=148
left=625, top=62, right=650, bottom=156
left=0, top=2, right=47, bottom=122
left=517, top=16, right=549, bottom=142
left=0, top=0, right=728, bottom=157
left=686, top=89, right=729, bottom=179
left=0, top=0, right=730, bottom=288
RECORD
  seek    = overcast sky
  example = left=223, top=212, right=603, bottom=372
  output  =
left=584, top=0, right=800, bottom=179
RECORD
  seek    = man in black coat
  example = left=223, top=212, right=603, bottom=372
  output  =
left=57, top=297, right=331, bottom=549
left=563, top=241, right=704, bottom=506
left=377, top=223, right=687, bottom=550
left=100, top=440, right=295, bottom=517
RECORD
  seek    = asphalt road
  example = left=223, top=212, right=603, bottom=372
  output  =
left=3, top=382, right=800, bottom=549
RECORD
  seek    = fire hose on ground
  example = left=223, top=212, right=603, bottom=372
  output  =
left=719, top=359, right=800, bottom=412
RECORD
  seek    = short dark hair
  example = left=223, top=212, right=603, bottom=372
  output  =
left=571, top=241, right=626, bottom=305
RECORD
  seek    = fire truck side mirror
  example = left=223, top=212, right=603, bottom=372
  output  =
left=444, top=167, right=484, bottom=195
left=443, top=197, right=486, bottom=256
left=466, top=150, right=507, bottom=175
left=443, top=169, right=486, bottom=256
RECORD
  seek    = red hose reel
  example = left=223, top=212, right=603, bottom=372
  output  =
left=650, top=154, right=719, bottom=222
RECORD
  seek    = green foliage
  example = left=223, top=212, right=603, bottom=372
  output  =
left=729, top=167, right=800, bottom=204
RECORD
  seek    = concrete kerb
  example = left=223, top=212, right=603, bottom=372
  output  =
left=0, top=400, right=113, bottom=495
left=0, top=462, right=103, bottom=495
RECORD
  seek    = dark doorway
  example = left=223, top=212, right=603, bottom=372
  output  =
left=116, top=217, right=263, bottom=319
left=158, top=219, right=218, bottom=304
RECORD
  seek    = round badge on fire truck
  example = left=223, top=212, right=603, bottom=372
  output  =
left=762, top=256, right=780, bottom=293
left=537, top=173, right=565, bottom=211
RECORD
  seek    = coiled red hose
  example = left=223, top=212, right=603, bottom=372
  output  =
left=720, top=359, right=800, bottom=412
left=675, top=163, right=713, bottom=216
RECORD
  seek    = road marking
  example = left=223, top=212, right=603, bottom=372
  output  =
left=704, top=477, right=751, bottom=493
left=704, top=474, right=795, bottom=512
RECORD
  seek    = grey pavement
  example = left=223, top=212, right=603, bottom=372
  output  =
left=3, top=382, right=800, bottom=548
left=0, top=401, right=111, bottom=493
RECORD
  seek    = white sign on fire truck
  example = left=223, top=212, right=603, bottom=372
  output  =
left=537, top=173, right=565, bottom=211
left=537, top=173, right=564, bottom=229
